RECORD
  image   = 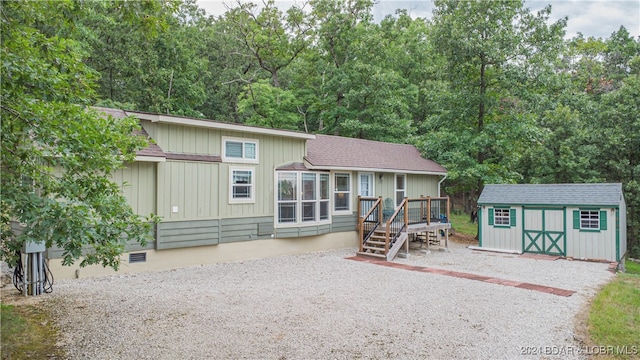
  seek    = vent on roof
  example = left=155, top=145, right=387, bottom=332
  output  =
left=129, top=252, right=147, bottom=263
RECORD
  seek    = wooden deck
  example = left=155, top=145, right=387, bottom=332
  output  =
left=357, top=196, right=452, bottom=261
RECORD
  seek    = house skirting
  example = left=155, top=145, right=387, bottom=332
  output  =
left=48, top=231, right=358, bottom=279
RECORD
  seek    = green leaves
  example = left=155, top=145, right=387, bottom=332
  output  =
left=1, top=1, right=157, bottom=270
left=423, top=0, right=568, bottom=195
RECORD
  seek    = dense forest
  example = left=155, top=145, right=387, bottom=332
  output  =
left=2, top=0, right=639, bottom=254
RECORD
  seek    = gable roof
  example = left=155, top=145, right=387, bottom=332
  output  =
left=304, top=134, right=446, bottom=174
left=92, top=107, right=166, bottom=160
left=478, top=183, right=624, bottom=206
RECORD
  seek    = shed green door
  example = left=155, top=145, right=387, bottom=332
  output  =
left=523, top=208, right=565, bottom=256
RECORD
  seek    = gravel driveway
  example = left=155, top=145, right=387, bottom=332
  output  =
left=46, top=239, right=614, bottom=359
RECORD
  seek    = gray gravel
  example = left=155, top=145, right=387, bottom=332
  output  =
left=46, top=240, right=614, bottom=359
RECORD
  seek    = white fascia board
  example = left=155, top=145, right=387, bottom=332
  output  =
left=305, top=164, right=446, bottom=176
left=135, top=155, right=166, bottom=162
left=129, top=112, right=315, bottom=140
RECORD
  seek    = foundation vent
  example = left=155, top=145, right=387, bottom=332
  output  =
left=129, top=252, right=147, bottom=263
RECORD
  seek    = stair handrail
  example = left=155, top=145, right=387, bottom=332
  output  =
left=384, top=198, right=408, bottom=253
left=357, top=196, right=382, bottom=252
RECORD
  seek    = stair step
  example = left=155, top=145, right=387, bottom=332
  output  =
left=363, top=245, right=385, bottom=252
left=365, top=240, right=385, bottom=246
left=356, top=251, right=386, bottom=259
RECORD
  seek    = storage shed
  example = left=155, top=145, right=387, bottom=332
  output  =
left=477, top=183, right=627, bottom=262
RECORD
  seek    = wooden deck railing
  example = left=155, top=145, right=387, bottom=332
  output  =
left=406, top=196, right=451, bottom=225
left=358, top=196, right=451, bottom=256
left=357, top=196, right=382, bottom=252
left=384, top=199, right=407, bottom=253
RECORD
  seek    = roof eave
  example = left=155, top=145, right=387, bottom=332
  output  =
left=305, top=163, right=446, bottom=175
left=477, top=201, right=620, bottom=207
left=130, top=112, right=315, bottom=140
left=135, top=155, right=166, bottom=162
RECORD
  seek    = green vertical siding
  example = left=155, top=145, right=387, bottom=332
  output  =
left=157, top=161, right=220, bottom=220
left=367, top=173, right=440, bottom=206
left=142, top=122, right=222, bottom=155
left=112, top=162, right=156, bottom=216
left=218, top=130, right=306, bottom=218
left=150, top=120, right=307, bottom=220
left=406, top=174, right=439, bottom=198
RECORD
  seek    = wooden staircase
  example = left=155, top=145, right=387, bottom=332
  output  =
left=357, top=228, right=387, bottom=258
left=357, top=228, right=408, bottom=261
left=357, top=195, right=451, bottom=262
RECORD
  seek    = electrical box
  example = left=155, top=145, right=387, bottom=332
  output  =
left=22, top=240, right=46, bottom=253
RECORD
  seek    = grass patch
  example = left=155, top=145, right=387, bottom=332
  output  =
left=624, top=260, right=640, bottom=275
left=587, top=273, right=640, bottom=359
left=449, top=211, right=478, bottom=237
left=1, top=302, right=63, bottom=359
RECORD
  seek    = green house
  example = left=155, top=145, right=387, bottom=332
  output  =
left=48, top=108, right=447, bottom=278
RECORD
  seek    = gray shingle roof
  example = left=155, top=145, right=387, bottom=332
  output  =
left=276, top=162, right=311, bottom=171
left=477, top=183, right=623, bottom=206
left=92, top=107, right=166, bottom=159
left=305, top=134, right=446, bottom=174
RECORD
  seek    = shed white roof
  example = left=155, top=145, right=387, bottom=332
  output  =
left=477, top=183, right=624, bottom=206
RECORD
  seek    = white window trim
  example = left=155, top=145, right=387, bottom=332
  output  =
left=229, top=167, right=255, bottom=204
left=580, top=210, right=599, bottom=230
left=333, top=172, right=352, bottom=214
left=395, top=174, right=406, bottom=207
left=358, top=172, right=375, bottom=197
left=494, top=208, right=510, bottom=226
left=274, top=171, right=331, bottom=227
left=222, top=136, right=259, bottom=164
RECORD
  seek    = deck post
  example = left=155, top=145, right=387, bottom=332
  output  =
left=445, top=224, right=449, bottom=251
left=378, top=196, right=383, bottom=224
left=446, top=196, right=451, bottom=224
left=357, top=196, right=363, bottom=252
left=426, top=197, right=431, bottom=226
left=404, top=197, right=409, bottom=229
left=420, top=195, right=425, bottom=225
left=384, top=223, right=390, bottom=254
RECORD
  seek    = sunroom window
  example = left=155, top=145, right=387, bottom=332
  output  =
left=277, top=172, right=330, bottom=225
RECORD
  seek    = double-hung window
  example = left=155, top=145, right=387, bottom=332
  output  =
left=229, top=168, right=254, bottom=203
left=395, top=174, right=406, bottom=206
left=334, top=173, right=351, bottom=212
left=301, top=173, right=317, bottom=222
left=277, top=172, right=330, bottom=225
left=223, top=137, right=258, bottom=163
left=277, top=172, right=297, bottom=223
